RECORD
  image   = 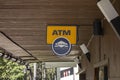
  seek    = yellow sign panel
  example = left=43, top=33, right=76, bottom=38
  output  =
left=47, top=26, right=77, bottom=44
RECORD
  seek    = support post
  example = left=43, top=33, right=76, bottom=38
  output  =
left=33, top=63, right=37, bottom=80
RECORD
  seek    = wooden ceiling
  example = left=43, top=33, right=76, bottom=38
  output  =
left=0, top=0, right=103, bottom=62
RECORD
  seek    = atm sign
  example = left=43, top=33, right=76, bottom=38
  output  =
left=47, top=26, right=77, bottom=44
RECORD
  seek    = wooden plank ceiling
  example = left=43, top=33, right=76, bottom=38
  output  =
left=0, top=0, right=102, bottom=62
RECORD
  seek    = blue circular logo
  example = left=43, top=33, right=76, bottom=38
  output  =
left=52, top=37, right=71, bottom=56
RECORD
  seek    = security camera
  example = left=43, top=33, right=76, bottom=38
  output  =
left=80, top=44, right=91, bottom=62
left=97, top=0, right=120, bottom=39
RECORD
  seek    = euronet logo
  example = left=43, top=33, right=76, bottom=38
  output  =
left=52, top=37, right=71, bottom=56
left=54, top=41, right=68, bottom=48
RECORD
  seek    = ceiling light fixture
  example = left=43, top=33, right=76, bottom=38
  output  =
left=0, top=52, right=4, bottom=57
left=11, top=57, right=17, bottom=62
